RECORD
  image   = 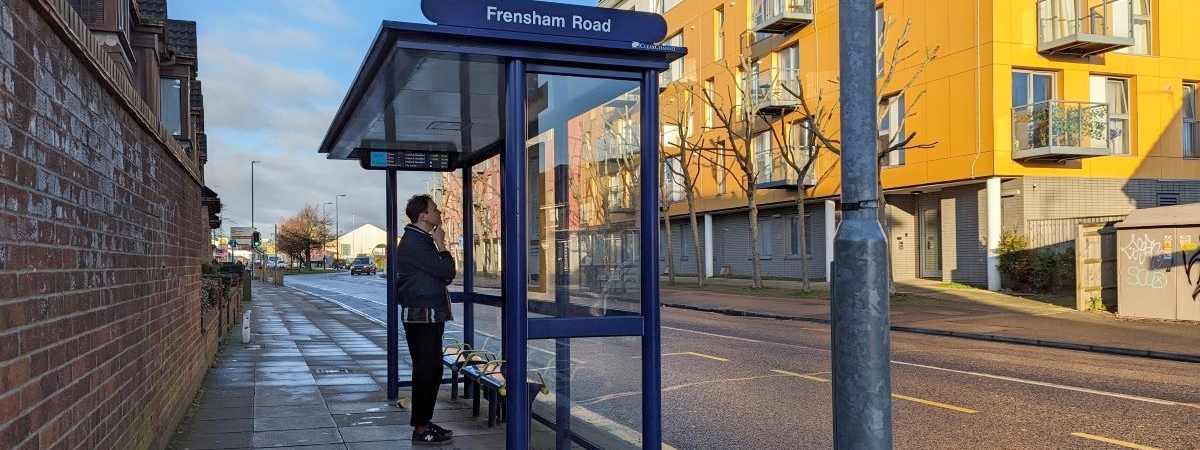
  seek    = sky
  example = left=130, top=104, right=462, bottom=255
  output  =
left=170, top=0, right=594, bottom=239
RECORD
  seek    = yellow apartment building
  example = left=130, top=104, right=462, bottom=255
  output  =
left=599, top=0, right=1200, bottom=290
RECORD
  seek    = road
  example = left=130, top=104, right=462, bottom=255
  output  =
left=287, top=272, right=1200, bottom=449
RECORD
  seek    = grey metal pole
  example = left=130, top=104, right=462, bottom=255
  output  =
left=833, top=0, right=892, bottom=448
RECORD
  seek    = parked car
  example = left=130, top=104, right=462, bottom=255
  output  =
left=349, top=257, right=377, bottom=275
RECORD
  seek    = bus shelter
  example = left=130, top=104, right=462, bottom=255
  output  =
left=318, top=1, right=684, bottom=448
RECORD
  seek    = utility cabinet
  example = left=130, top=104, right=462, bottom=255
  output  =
left=1115, top=204, right=1200, bottom=321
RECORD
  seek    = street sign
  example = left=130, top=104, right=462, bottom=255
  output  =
left=230, top=226, right=255, bottom=240
left=228, top=238, right=238, bottom=247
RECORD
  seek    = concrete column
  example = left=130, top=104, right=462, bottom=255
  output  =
left=987, top=177, right=1002, bottom=291
left=704, top=214, right=714, bottom=278
left=825, top=199, right=836, bottom=279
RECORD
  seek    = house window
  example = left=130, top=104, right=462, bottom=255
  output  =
left=1092, top=76, right=1130, bottom=155
left=704, top=78, right=715, bottom=128
left=682, top=225, right=694, bottom=260
left=753, top=131, right=773, bottom=183
left=159, top=78, right=184, bottom=135
left=1184, top=83, right=1198, bottom=158
left=713, top=7, right=724, bottom=61
left=664, top=155, right=684, bottom=202
left=875, top=6, right=885, bottom=76
left=879, top=94, right=905, bottom=167
left=1116, top=0, right=1151, bottom=55
left=715, top=142, right=727, bottom=195
left=789, top=214, right=813, bottom=257
left=776, top=44, right=800, bottom=98
left=1012, top=70, right=1056, bottom=108
left=735, top=67, right=744, bottom=117
left=662, top=33, right=684, bottom=84
left=758, top=220, right=773, bottom=258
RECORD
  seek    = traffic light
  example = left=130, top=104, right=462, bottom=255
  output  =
left=251, top=231, right=261, bottom=248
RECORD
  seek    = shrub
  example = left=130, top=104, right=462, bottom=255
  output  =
left=996, top=230, right=1075, bottom=293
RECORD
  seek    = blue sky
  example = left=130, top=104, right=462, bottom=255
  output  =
left=171, top=0, right=594, bottom=239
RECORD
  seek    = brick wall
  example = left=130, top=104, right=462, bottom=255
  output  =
left=0, top=1, right=214, bottom=449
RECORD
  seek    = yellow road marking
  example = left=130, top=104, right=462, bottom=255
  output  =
left=661, top=352, right=729, bottom=362
left=771, top=369, right=830, bottom=382
left=1070, top=433, right=1160, bottom=450
left=773, top=370, right=976, bottom=413
left=890, top=393, right=978, bottom=414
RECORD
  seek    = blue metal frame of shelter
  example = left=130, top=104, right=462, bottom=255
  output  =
left=318, top=16, right=683, bottom=450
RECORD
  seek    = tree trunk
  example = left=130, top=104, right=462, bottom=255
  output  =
left=748, top=194, right=764, bottom=289
left=796, top=196, right=811, bottom=292
left=663, top=213, right=675, bottom=284
left=686, top=193, right=706, bottom=287
left=876, top=176, right=896, bottom=295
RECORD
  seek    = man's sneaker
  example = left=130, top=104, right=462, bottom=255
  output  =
left=427, top=423, right=453, bottom=437
left=412, top=426, right=453, bottom=445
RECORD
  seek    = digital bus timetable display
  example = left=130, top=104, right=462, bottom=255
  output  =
left=363, top=151, right=453, bottom=170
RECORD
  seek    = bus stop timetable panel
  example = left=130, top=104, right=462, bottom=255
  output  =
left=360, top=151, right=456, bottom=171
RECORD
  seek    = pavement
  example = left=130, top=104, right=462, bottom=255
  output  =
left=170, top=275, right=1200, bottom=450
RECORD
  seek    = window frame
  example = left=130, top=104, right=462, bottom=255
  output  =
left=1116, top=0, right=1152, bottom=55
left=159, top=76, right=186, bottom=136
left=704, top=78, right=715, bottom=129
left=1104, top=77, right=1132, bottom=155
left=757, top=219, right=773, bottom=259
left=1184, top=82, right=1198, bottom=158
left=715, top=142, right=728, bottom=195
left=1011, top=70, right=1057, bottom=108
left=662, top=32, right=685, bottom=84
left=753, top=131, right=773, bottom=183
left=875, top=6, right=885, bottom=77
left=879, top=93, right=905, bottom=167
left=787, top=213, right=814, bottom=258
left=714, top=7, right=725, bottom=61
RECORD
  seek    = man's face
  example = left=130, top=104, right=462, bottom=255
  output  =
left=421, top=203, right=442, bottom=227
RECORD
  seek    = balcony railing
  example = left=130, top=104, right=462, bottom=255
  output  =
left=753, top=0, right=814, bottom=34
left=1012, top=100, right=1112, bottom=162
left=1037, top=0, right=1134, bottom=56
left=747, top=67, right=801, bottom=113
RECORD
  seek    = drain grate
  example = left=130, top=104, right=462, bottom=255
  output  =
left=313, top=368, right=354, bottom=375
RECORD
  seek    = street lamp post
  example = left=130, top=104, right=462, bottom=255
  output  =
left=323, top=202, right=333, bottom=266
left=335, top=194, right=347, bottom=264
left=251, top=160, right=261, bottom=264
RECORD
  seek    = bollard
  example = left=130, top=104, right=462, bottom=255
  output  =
left=241, top=309, right=251, bottom=344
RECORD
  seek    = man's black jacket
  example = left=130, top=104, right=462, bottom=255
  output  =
left=396, top=224, right=456, bottom=314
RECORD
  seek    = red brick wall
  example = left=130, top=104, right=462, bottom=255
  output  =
left=0, top=1, right=216, bottom=449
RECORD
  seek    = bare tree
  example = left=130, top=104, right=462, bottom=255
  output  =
left=661, top=83, right=709, bottom=287
left=695, top=57, right=769, bottom=289
left=277, top=204, right=333, bottom=270
left=782, top=16, right=940, bottom=293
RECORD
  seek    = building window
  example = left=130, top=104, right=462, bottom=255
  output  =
left=714, top=7, right=724, bottom=61
left=682, top=225, right=694, bottom=260
left=704, top=78, right=715, bottom=128
left=664, top=155, right=684, bottom=202
left=875, top=6, right=885, bottom=76
left=753, top=131, right=773, bottom=183
left=159, top=78, right=184, bottom=135
left=662, top=32, right=684, bottom=84
left=1185, top=83, right=1198, bottom=158
left=715, top=142, right=727, bottom=195
left=1012, top=70, right=1056, bottom=108
left=758, top=220, right=773, bottom=258
left=879, top=93, right=905, bottom=167
left=1116, top=0, right=1151, bottom=55
left=789, top=214, right=813, bottom=257
left=1092, top=76, right=1130, bottom=155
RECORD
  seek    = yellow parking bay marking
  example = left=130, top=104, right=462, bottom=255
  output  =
left=662, top=352, right=729, bottom=362
left=773, top=370, right=976, bottom=413
left=1070, top=432, right=1160, bottom=450
left=890, top=393, right=978, bottom=413
left=771, top=369, right=830, bottom=382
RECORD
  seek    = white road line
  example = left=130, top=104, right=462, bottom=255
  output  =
left=894, top=361, right=1193, bottom=407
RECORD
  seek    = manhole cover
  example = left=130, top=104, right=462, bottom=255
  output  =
left=313, top=368, right=354, bottom=374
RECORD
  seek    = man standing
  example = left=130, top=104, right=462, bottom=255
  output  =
left=396, top=194, right=455, bottom=445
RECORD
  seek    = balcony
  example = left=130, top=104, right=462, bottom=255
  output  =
left=747, top=67, right=801, bottom=114
left=1012, top=100, right=1112, bottom=162
left=755, top=152, right=815, bottom=190
left=1037, top=0, right=1134, bottom=56
left=753, top=0, right=814, bottom=34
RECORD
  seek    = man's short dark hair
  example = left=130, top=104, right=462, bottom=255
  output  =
left=406, top=194, right=433, bottom=223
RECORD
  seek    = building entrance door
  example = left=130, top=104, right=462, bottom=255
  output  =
left=920, top=204, right=942, bottom=278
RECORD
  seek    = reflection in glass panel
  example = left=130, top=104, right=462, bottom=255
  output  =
left=528, top=336, right=643, bottom=450
left=469, top=155, right=504, bottom=282
left=525, top=73, right=643, bottom=318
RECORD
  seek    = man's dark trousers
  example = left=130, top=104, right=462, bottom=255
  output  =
left=403, top=321, right=445, bottom=426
